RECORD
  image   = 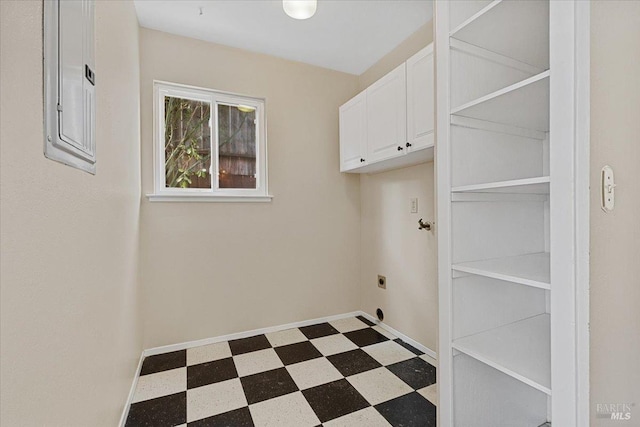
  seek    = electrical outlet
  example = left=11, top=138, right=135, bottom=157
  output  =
left=377, top=275, right=386, bottom=289
left=410, top=198, right=418, bottom=213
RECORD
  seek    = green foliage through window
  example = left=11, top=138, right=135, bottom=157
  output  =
left=163, top=96, right=258, bottom=190
left=164, top=96, right=211, bottom=188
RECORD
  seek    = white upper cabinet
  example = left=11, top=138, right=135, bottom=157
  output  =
left=406, top=44, right=435, bottom=151
left=339, top=43, right=434, bottom=174
left=366, top=63, right=407, bottom=163
left=339, top=92, right=367, bottom=171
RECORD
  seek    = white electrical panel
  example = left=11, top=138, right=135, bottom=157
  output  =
left=44, top=0, right=96, bottom=174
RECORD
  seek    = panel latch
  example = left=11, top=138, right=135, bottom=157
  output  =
left=85, top=64, right=95, bottom=86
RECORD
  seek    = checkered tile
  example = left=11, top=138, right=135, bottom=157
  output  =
left=125, top=317, right=437, bottom=427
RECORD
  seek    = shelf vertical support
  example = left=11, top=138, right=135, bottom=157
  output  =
left=549, top=1, right=590, bottom=426
left=435, top=0, right=453, bottom=425
left=574, top=2, right=591, bottom=425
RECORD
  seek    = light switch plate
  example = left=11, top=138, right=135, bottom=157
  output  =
left=601, top=165, right=615, bottom=212
left=410, top=198, right=418, bottom=213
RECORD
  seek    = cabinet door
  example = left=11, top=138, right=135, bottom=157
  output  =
left=58, top=0, right=95, bottom=159
left=366, top=63, right=407, bottom=163
left=407, top=44, right=434, bottom=151
left=339, top=91, right=367, bottom=171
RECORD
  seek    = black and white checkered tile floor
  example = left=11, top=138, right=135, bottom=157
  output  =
left=125, top=316, right=437, bottom=426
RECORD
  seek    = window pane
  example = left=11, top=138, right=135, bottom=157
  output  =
left=164, top=96, right=211, bottom=189
left=217, top=104, right=257, bottom=189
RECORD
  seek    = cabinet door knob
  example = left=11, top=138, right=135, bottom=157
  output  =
left=406, top=142, right=412, bottom=148
left=360, top=158, right=365, bottom=162
left=397, top=146, right=404, bottom=151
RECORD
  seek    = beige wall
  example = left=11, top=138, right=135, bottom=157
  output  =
left=0, top=1, right=142, bottom=425
left=590, top=1, right=640, bottom=424
left=358, top=24, right=437, bottom=351
left=359, top=22, right=433, bottom=91
left=139, top=29, right=361, bottom=348
left=360, top=164, right=437, bottom=350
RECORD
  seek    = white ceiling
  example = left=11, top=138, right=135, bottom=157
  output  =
left=134, top=0, right=433, bottom=75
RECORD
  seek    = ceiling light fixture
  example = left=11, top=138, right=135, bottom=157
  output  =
left=283, top=0, right=317, bottom=20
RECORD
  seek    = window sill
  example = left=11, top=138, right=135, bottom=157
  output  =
left=146, top=194, right=273, bottom=203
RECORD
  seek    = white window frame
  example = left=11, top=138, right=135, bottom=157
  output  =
left=148, top=81, right=271, bottom=202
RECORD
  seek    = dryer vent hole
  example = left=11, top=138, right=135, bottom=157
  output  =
left=376, top=308, right=384, bottom=321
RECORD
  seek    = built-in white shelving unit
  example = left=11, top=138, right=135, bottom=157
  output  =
left=436, top=1, right=590, bottom=425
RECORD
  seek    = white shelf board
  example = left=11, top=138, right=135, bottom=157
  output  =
left=452, top=314, right=551, bottom=395
left=450, top=115, right=547, bottom=141
left=450, top=0, right=549, bottom=70
left=451, top=176, right=550, bottom=194
left=453, top=252, right=550, bottom=290
left=451, top=71, right=549, bottom=132
left=449, top=38, right=545, bottom=76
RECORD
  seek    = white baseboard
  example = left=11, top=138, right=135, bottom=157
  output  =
left=119, top=350, right=145, bottom=427
left=357, top=311, right=438, bottom=363
left=142, top=311, right=362, bottom=357
left=119, top=310, right=437, bottom=426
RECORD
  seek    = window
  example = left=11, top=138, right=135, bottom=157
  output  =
left=149, top=82, right=270, bottom=202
